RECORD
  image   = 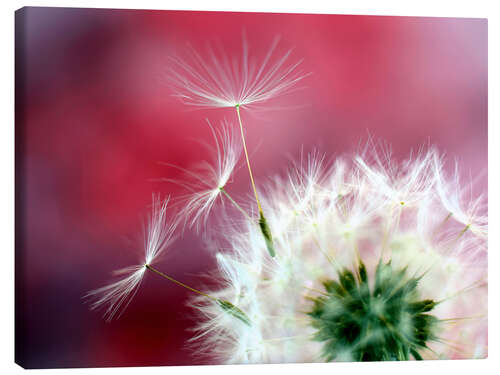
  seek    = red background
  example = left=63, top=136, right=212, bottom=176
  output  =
left=15, top=7, right=487, bottom=368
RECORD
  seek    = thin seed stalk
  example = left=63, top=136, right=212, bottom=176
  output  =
left=219, top=187, right=252, bottom=221
left=235, top=104, right=263, bottom=213
left=145, top=264, right=215, bottom=300
left=235, top=104, right=276, bottom=257
left=145, top=264, right=251, bottom=326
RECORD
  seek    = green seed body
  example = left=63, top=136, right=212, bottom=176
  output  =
left=259, top=211, right=275, bottom=257
left=217, top=299, right=252, bottom=326
left=308, top=260, right=437, bottom=361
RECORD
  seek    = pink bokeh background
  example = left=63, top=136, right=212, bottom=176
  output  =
left=15, top=7, right=487, bottom=368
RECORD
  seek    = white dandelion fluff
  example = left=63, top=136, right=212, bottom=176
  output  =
left=162, top=120, right=243, bottom=231
left=143, top=195, right=177, bottom=265
left=85, top=195, right=176, bottom=320
left=191, top=147, right=487, bottom=363
left=85, top=265, right=147, bottom=322
left=168, top=35, right=310, bottom=110
left=354, top=142, right=437, bottom=208
left=432, top=153, right=487, bottom=238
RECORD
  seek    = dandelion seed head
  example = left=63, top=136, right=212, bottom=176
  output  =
left=191, top=147, right=487, bottom=363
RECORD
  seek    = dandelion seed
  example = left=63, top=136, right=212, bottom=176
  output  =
left=163, top=120, right=244, bottom=231
left=86, top=194, right=252, bottom=326
left=354, top=141, right=437, bottom=208
left=433, top=153, right=487, bottom=238
left=84, top=195, right=175, bottom=320
left=168, top=35, right=310, bottom=110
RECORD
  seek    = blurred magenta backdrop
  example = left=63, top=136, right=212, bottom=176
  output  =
left=15, top=7, right=487, bottom=368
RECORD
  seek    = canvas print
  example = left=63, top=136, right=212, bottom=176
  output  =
left=15, top=7, right=487, bottom=368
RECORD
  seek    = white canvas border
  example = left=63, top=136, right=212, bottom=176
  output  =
left=2, top=1, right=497, bottom=374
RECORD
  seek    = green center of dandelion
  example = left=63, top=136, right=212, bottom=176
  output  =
left=308, top=260, right=438, bottom=361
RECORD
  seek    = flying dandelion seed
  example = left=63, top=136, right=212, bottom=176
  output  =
left=168, top=36, right=309, bottom=258
left=84, top=195, right=176, bottom=320
left=160, top=119, right=246, bottom=232
left=86, top=194, right=252, bottom=325
left=167, top=35, right=310, bottom=109
left=190, top=147, right=487, bottom=364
